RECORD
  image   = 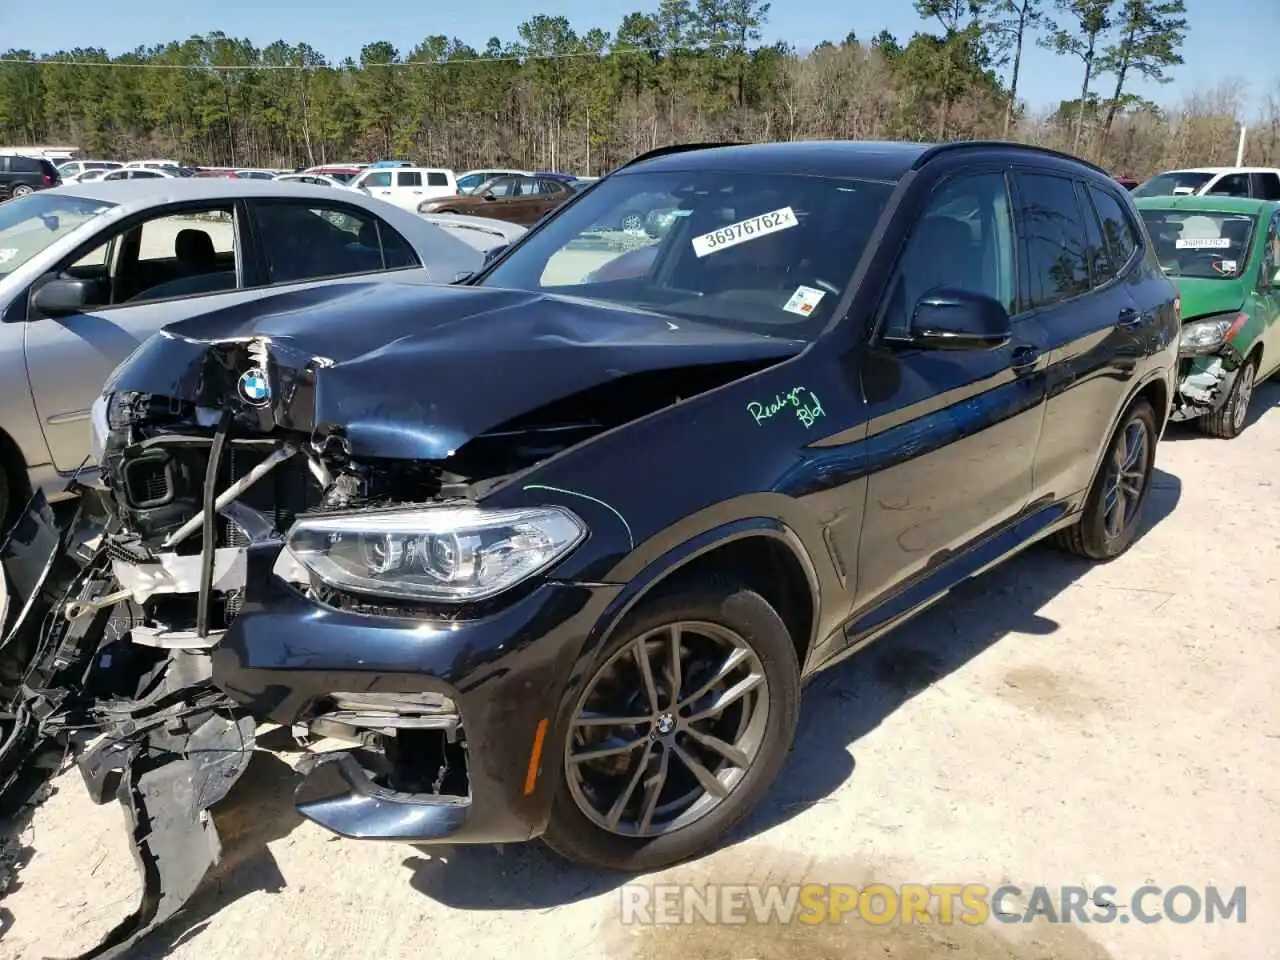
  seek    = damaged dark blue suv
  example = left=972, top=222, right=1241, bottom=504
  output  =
left=1, top=139, right=1179, bottom=956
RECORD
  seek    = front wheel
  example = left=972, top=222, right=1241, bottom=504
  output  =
left=543, top=580, right=800, bottom=872
left=1054, top=398, right=1157, bottom=561
left=1199, top=356, right=1256, bottom=439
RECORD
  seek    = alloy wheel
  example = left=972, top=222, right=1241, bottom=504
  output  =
left=1102, top=418, right=1150, bottom=540
left=565, top=621, right=770, bottom=838
left=619, top=212, right=645, bottom=233
left=1232, top=362, right=1256, bottom=432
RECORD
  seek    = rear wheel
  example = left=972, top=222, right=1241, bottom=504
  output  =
left=10, top=184, right=33, bottom=199
left=1055, top=398, right=1157, bottom=561
left=1198, top=355, right=1256, bottom=439
left=543, top=580, right=800, bottom=871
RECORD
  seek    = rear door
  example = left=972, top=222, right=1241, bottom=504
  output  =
left=1020, top=171, right=1148, bottom=504
left=391, top=170, right=425, bottom=210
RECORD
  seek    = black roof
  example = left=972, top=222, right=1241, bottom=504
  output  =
left=619, top=139, right=1112, bottom=182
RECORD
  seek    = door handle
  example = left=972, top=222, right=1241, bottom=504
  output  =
left=1010, top=344, right=1040, bottom=373
left=1117, top=307, right=1143, bottom=328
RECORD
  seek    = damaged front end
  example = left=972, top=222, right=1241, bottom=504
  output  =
left=1170, top=311, right=1249, bottom=421
left=0, top=486, right=256, bottom=960
left=3, top=280, right=797, bottom=950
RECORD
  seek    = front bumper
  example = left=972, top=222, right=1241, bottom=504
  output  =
left=212, top=538, right=622, bottom=844
left=1171, top=352, right=1239, bottom=421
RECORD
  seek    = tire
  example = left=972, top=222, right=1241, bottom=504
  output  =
left=1054, top=398, right=1158, bottom=561
left=10, top=184, right=33, bottom=198
left=543, top=579, right=800, bottom=872
left=1198, top=355, right=1256, bottom=439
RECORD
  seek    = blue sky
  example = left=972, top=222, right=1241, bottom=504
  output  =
left=0, top=0, right=1272, bottom=114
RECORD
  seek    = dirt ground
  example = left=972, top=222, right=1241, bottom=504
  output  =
left=2, top=384, right=1278, bottom=960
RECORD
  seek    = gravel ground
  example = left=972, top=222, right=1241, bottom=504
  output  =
left=1, top=383, right=1277, bottom=960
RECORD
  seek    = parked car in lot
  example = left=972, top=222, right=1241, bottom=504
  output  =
left=1, top=141, right=1181, bottom=955
left=274, top=172, right=347, bottom=188
left=302, top=164, right=363, bottom=184
left=456, top=168, right=529, bottom=194
left=100, top=167, right=178, bottom=181
left=56, top=160, right=123, bottom=180
left=1134, top=167, right=1280, bottom=201
left=350, top=166, right=457, bottom=211
left=417, top=173, right=580, bottom=224
left=0, top=154, right=62, bottom=199
left=0, top=178, right=492, bottom=520
left=1137, top=194, right=1280, bottom=437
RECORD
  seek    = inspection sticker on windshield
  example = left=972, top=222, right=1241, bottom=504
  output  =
left=783, top=285, right=826, bottom=316
left=0, top=248, right=16, bottom=264
left=691, top=206, right=798, bottom=258
left=1176, top=237, right=1232, bottom=249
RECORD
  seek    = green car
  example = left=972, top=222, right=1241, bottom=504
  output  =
left=1135, top=195, right=1280, bottom=437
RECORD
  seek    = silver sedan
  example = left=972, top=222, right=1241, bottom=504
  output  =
left=0, top=178, right=494, bottom=520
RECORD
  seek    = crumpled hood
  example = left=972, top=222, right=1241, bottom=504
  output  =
left=1174, top=276, right=1247, bottom=322
left=106, top=278, right=803, bottom=459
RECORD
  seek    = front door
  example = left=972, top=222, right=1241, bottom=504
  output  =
left=852, top=169, right=1047, bottom=629
left=1255, top=211, right=1280, bottom=380
left=23, top=203, right=246, bottom=470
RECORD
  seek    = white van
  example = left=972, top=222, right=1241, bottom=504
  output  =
left=350, top=166, right=457, bottom=211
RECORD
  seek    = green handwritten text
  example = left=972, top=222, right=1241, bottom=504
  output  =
left=748, top=387, right=825, bottom=428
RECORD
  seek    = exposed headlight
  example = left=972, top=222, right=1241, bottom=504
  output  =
left=1179, top=313, right=1245, bottom=355
left=285, top=505, right=586, bottom=603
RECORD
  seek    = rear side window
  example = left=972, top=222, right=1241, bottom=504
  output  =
left=1207, top=173, right=1249, bottom=197
left=1088, top=185, right=1139, bottom=278
left=1017, top=172, right=1090, bottom=308
left=1255, top=173, right=1280, bottom=201
left=426, top=171, right=449, bottom=187
left=397, top=171, right=422, bottom=187
left=12, top=156, right=41, bottom=173
left=252, top=201, right=421, bottom=284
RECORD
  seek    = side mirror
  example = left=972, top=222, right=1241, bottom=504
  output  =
left=483, top=244, right=509, bottom=265
left=908, top=288, right=1012, bottom=350
left=482, top=194, right=497, bottom=202
left=32, top=277, right=95, bottom=317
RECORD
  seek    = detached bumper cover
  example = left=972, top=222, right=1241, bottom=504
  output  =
left=1171, top=353, right=1238, bottom=421
left=212, top=539, right=622, bottom=844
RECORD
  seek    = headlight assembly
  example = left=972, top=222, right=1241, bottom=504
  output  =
left=1179, top=313, right=1246, bottom=355
left=285, top=504, right=587, bottom=603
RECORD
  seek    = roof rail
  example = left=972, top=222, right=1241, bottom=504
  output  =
left=617, top=141, right=743, bottom=171
left=914, top=140, right=1113, bottom=178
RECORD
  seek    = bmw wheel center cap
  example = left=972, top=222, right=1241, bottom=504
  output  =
left=238, top=368, right=271, bottom=406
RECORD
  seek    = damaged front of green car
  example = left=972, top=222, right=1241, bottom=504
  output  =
left=1138, top=195, right=1280, bottom=438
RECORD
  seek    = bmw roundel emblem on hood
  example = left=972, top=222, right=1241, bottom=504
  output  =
left=238, top=368, right=271, bottom=406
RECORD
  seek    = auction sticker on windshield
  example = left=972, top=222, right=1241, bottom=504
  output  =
left=691, top=206, right=797, bottom=258
left=1176, top=237, right=1232, bottom=249
left=0, top=248, right=17, bottom=264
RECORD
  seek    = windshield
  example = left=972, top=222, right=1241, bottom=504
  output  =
left=1140, top=210, right=1257, bottom=279
left=478, top=169, right=894, bottom=340
left=1133, top=172, right=1215, bottom=198
left=0, top=193, right=117, bottom=279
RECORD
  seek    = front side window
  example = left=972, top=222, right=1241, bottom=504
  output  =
left=125, top=208, right=238, bottom=302
left=881, top=172, right=1016, bottom=337
left=1259, top=218, right=1280, bottom=288
left=480, top=169, right=894, bottom=341
left=1018, top=172, right=1090, bottom=308
left=362, top=171, right=392, bottom=189
left=0, top=193, right=117, bottom=279
left=252, top=201, right=419, bottom=284
left=1139, top=209, right=1257, bottom=280
left=1133, top=171, right=1214, bottom=198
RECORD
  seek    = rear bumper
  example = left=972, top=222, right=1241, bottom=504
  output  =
left=211, top=539, right=622, bottom=844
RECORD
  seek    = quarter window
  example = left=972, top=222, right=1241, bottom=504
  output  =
left=882, top=172, right=1017, bottom=338
left=1017, top=172, right=1090, bottom=308
left=1088, top=185, right=1140, bottom=279
left=252, top=201, right=419, bottom=284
